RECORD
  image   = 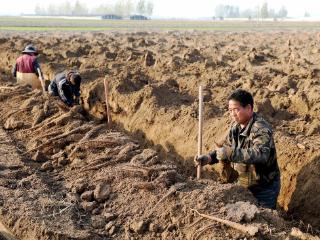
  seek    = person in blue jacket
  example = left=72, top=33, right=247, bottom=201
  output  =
left=48, top=70, right=81, bottom=107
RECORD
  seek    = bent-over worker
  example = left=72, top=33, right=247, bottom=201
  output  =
left=48, top=70, right=81, bottom=107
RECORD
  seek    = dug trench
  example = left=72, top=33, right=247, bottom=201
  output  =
left=0, top=31, right=319, bottom=239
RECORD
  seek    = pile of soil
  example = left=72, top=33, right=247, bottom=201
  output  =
left=0, top=31, right=319, bottom=239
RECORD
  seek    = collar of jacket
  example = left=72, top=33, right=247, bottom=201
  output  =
left=237, top=112, right=257, bottom=137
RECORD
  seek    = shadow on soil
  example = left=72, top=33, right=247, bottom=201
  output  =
left=287, top=153, right=320, bottom=231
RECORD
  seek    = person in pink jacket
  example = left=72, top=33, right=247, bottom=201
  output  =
left=12, top=44, right=44, bottom=90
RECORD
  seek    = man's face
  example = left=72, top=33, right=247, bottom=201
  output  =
left=228, top=99, right=253, bottom=126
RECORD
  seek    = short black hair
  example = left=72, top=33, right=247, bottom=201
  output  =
left=228, top=89, right=254, bottom=109
left=71, top=74, right=81, bottom=85
left=68, top=71, right=81, bottom=85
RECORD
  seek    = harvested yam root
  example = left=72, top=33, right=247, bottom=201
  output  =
left=80, top=156, right=113, bottom=172
left=191, top=209, right=259, bottom=237
left=32, top=109, right=47, bottom=127
left=132, top=170, right=179, bottom=190
left=53, top=110, right=84, bottom=126
left=68, top=124, right=105, bottom=158
left=42, top=133, right=84, bottom=155
left=119, top=164, right=177, bottom=182
left=75, top=140, right=120, bottom=150
left=145, top=183, right=186, bottom=217
left=24, top=125, right=91, bottom=155
left=132, top=182, right=156, bottom=190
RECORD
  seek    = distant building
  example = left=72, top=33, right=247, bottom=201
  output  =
left=130, top=15, right=148, bottom=20
left=213, top=16, right=224, bottom=21
left=101, top=14, right=122, bottom=20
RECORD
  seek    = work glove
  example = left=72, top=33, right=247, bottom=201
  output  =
left=194, top=154, right=211, bottom=166
left=216, top=146, right=232, bottom=161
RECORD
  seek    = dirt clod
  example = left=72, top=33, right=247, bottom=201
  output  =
left=32, top=150, right=47, bottom=162
left=221, top=201, right=260, bottom=222
left=4, top=117, right=24, bottom=130
left=130, top=220, right=150, bottom=234
left=94, top=183, right=111, bottom=202
left=81, top=190, right=94, bottom=202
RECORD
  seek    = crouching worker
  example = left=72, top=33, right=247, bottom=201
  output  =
left=194, top=89, right=280, bottom=209
left=12, top=44, right=44, bottom=90
left=48, top=70, right=81, bottom=107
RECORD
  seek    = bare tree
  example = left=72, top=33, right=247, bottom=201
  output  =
left=34, top=5, right=45, bottom=15
left=268, top=8, right=276, bottom=18
left=73, top=0, right=88, bottom=16
left=215, top=5, right=225, bottom=18
left=136, top=0, right=146, bottom=15
left=278, top=6, right=288, bottom=19
left=211, top=3, right=289, bottom=21
left=92, top=4, right=114, bottom=15
left=114, top=0, right=126, bottom=16
left=240, top=8, right=255, bottom=19
left=34, top=0, right=153, bottom=17
left=214, top=5, right=240, bottom=18
left=260, top=2, right=269, bottom=19
left=124, top=0, right=134, bottom=17
left=59, top=1, right=72, bottom=16
left=146, top=1, right=154, bottom=16
left=47, top=4, right=58, bottom=15
left=91, top=0, right=135, bottom=16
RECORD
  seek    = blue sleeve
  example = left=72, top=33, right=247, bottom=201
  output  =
left=58, top=80, right=73, bottom=106
left=33, top=59, right=41, bottom=76
left=209, top=151, right=219, bottom=164
left=73, top=84, right=80, bottom=97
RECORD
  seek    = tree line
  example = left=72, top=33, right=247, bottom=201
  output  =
left=215, top=2, right=288, bottom=19
left=35, top=0, right=154, bottom=17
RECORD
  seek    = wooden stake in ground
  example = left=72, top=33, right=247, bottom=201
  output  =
left=104, top=77, right=112, bottom=127
left=197, top=85, right=203, bottom=179
left=37, top=68, right=46, bottom=94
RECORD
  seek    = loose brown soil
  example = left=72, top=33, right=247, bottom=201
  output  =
left=0, top=31, right=319, bottom=239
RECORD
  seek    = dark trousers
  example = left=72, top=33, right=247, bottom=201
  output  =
left=249, top=177, right=280, bottom=209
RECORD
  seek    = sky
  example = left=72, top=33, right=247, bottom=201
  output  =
left=0, top=0, right=320, bottom=18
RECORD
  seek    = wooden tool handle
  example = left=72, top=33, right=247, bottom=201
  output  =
left=37, top=68, right=46, bottom=93
left=197, top=85, right=203, bottom=179
left=104, top=77, right=112, bottom=127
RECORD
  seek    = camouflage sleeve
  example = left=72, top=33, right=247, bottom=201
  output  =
left=222, top=125, right=234, bottom=148
left=230, top=128, right=272, bottom=164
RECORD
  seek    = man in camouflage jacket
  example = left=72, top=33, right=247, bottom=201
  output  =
left=195, top=89, right=280, bottom=209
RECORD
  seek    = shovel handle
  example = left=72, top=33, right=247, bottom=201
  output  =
left=197, top=85, right=203, bottom=179
left=37, top=68, right=46, bottom=93
left=104, top=77, right=112, bottom=127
